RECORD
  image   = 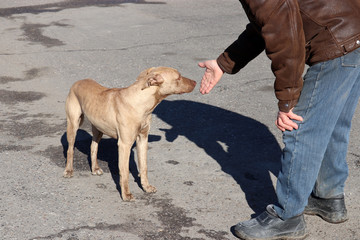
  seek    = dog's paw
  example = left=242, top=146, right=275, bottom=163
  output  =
left=143, top=185, right=157, bottom=193
left=63, top=170, right=73, bottom=178
left=91, top=168, right=103, bottom=176
left=122, top=193, right=135, bottom=202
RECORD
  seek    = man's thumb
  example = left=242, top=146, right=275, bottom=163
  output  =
left=198, top=62, right=206, bottom=68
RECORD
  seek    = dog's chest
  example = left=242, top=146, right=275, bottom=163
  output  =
left=87, top=115, right=118, bottom=139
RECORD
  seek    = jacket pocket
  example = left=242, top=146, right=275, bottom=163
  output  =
left=341, top=48, right=360, bottom=67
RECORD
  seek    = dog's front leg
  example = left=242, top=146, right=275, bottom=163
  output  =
left=90, top=125, right=104, bottom=176
left=117, top=139, right=134, bottom=201
left=136, top=129, right=157, bottom=193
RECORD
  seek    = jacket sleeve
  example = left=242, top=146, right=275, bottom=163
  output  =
left=217, top=23, right=265, bottom=74
left=218, top=0, right=306, bottom=112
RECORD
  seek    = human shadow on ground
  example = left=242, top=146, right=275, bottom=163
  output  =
left=153, top=100, right=282, bottom=216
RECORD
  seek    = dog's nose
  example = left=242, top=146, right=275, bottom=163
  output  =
left=183, top=76, right=196, bottom=86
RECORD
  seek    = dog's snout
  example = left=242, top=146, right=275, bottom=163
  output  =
left=181, top=76, right=196, bottom=93
left=182, top=76, right=197, bottom=86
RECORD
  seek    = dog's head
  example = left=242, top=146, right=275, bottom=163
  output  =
left=138, top=67, right=196, bottom=96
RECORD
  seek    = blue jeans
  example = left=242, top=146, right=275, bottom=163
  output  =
left=274, top=48, right=360, bottom=220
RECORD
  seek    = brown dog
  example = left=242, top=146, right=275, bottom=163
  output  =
left=63, top=67, right=196, bottom=201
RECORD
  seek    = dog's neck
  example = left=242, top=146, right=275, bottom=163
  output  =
left=123, top=80, right=167, bottom=115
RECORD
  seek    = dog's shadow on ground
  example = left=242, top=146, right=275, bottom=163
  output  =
left=61, top=100, right=282, bottom=216
left=60, top=129, right=161, bottom=195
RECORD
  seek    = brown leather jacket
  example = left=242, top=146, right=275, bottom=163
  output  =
left=217, top=0, right=360, bottom=112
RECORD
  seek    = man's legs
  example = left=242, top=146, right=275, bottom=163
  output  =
left=234, top=49, right=360, bottom=239
left=275, top=49, right=360, bottom=220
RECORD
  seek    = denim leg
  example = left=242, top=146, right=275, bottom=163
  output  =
left=274, top=49, right=360, bottom=219
left=314, top=62, right=360, bottom=198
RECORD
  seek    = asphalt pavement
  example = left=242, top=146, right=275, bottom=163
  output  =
left=0, top=0, right=359, bottom=239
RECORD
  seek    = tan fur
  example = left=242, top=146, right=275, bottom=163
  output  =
left=64, top=67, right=196, bottom=201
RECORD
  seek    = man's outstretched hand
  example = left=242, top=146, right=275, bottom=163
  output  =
left=198, top=60, right=224, bottom=94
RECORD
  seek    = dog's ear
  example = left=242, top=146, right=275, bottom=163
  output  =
left=147, top=73, right=164, bottom=86
left=137, top=67, right=155, bottom=81
left=141, top=73, right=164, bottom=90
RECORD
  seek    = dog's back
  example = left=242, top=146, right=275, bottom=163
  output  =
left=67, top=79, right=108, bottom=106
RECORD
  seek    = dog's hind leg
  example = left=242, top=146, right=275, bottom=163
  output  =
left=91, top=125, right=104, bottom=176
left=63, top=94, right=83, bottom=178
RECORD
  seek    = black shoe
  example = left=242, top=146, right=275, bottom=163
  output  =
left=304, top=194, right=348, bottom=224
left=233, top=205, right=307, bottom=240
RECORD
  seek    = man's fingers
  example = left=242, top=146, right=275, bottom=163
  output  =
left=200, top=81, right=213, bottom=94
left=289, top=112, right=304, bottom=122
left=276, top=110, right=303, bottom=132
left=284, top=115, right=299, bottom=130
left=278, top=116, right=296, bottom=131
left=275, top=119, right=286, bottom=131
left=200, top=76, right=212, bottom=94
left=277, top=114, right=299, bottom=131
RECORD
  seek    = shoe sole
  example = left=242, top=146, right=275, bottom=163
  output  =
left=233, top=229, right=308, bottom=240
left=304, top=210, right=348, bottom=224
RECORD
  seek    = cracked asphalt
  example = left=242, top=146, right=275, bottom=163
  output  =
left=0, top=0, right=359, bottom=239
